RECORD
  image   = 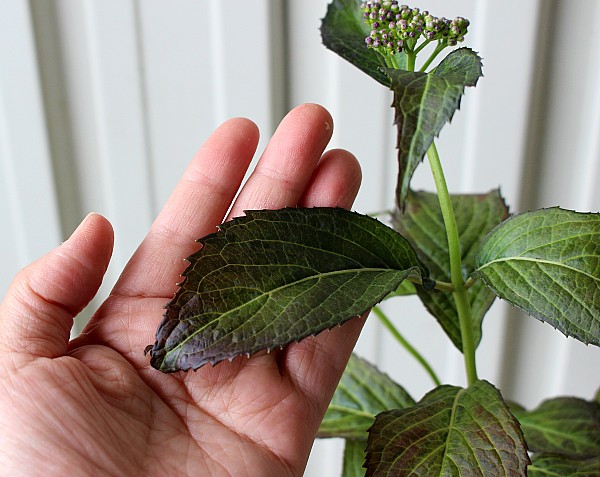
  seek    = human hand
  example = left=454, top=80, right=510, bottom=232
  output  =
left=0, top=104, right=362, bottom=476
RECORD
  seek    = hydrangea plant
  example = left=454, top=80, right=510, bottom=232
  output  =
left=145, top=1, right=600, bottom=475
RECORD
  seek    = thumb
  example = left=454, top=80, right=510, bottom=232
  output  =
left=0, top=213, right=113, bottom=358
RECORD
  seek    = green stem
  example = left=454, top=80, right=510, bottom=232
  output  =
left=413, top=38, right=432, bottom=56
left=406, top=52, right=416, bottom=72
left=426, top=141, right=478, bottom=385
left=464, top=276, right=476, bottom=289
left=418, top=41, right=447, bottom=72
left=373, top=306, right=441, bottom=386
left=407, top=276, right=454, bottom=292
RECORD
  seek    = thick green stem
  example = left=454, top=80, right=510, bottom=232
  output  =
left=373, top=306, right=441, bottom=386
left=406, top=52, right=416, bottom=72
left=426, top=142, right=478, bottom=385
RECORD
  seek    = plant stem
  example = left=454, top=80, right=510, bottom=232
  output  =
left=407, top=276, right=454, bottom=292
left=406, top=52, right=416, bottom=72
left=373, top=306, right=441, bottom=387
left=426, top=141, right=478, bottom=385
left=419, top=41, right=447, bottom=72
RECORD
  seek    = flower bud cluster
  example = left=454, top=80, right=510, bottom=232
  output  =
left=360, top=1, right=469, bottom=54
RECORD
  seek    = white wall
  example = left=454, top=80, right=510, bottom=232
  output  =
left=1, top=1, right=599, bottom=475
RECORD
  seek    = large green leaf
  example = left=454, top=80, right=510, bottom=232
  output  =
left=147, top=208, right=427, bottom=372
left=389, top=48, right=483, bottom=209
left=365, top=380, right=529, bottom=476
left=513, top=397, right=600, bottom=459
left=343, top=439, right=367, bottom=477
left=475, top=208, right=600, bottom=346
left=319, top=353, right=414, bottom=439
left=528, top=454, right=600, bottom=477
left=320, top=0, right=406, bottom=86
left=393, top=189, right=509, bottom=350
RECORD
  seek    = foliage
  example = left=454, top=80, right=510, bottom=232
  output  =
left=146, top=0, right=600, bottom=475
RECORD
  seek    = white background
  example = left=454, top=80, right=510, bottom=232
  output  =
left=1, top=1, right=599, bottom=475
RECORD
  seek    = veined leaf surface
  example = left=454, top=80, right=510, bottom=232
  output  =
left=320, top=0, right=406, bottom=86
left=475, top=208, right=600, bottom=346
left=528, top=454, right=600, bottom=477
left=513, top=396, right=600, bottom=459
left=389, top=48, right=483, bottom=209
left=393, top=189, right=508, bottom=350
left=147, top=208, right=427, bottom=372
left=342, top=439, right=368, bottom=477
left=365, top=380, right=529, bottom=476
left=319, top=353, right=414, bottom=439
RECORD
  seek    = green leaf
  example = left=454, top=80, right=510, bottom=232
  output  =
left=320, top=0, right=406, bottom=86
left=475, top=208, right=600, bottom=346
left=389, top=48, right=483, bottom=209
left=147, top=208, right=427, bottom=372
left=513, top=397, right=600, bottom=459
left=319, top=353, right=414, bottom=439
left=343, top=439, right=367, bottom=477
left=528, top=454, right=600, bottom=477
left=365, top=380, right=530, bottom=476
left=383, top=279, right=417, bottom=299
left=393, top=189, right=509, bottom=350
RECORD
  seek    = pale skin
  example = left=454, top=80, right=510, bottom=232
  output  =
left=0, top=104, right=364, bottom=476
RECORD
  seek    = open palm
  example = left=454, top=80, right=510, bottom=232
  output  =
left=0, top=105, right=363, bottom=476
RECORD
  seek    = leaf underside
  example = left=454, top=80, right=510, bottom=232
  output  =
left=390, top=48, right=483, bottom=209
left=527, top=454, right=600, bottom=477
left=365, top=380, right=529, bottom=476
left=147, top=208, right=427, bottom=372
left=475, top=208, right=600, bottom=346
left=393, top=189, right=509, bottom=350
left=513, top=396, right=600, bottom=459
left=319, top=353, right=414, bottom=439
left=343, top=439, right=368, bottom=477
left=320, top=0, right=406, bottom=86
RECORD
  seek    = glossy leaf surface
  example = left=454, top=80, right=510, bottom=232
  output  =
left=319, top=353, right=414, bottom=439
left=389, top=48, right=483, bottom=208
left=513, top=397, right=600, bottom=459
left=475, top=208, right=600, bottom=346
left=148, top=208, right=426, bottom=372
left=320, top=0, right=406, bottom=86
left=365, top=380, right=529, bottom=476
left=393, top=189, right=508, bottom=350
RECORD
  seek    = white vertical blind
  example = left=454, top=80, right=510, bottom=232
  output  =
left=0, top=0, right=62, bottom=296
left=1, top=0, right=599, bottom=475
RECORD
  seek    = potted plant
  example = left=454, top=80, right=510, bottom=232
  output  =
left=145, top=1, right=600, bottom=475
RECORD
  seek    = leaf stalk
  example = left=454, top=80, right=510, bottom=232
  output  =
left=373, top=306, right=441, bottom=386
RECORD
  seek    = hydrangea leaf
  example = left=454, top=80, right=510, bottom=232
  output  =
left=147, top=208, right=427, bottom=372
left=474, top=208, right=600, bottom=346
left=319, top=353, right=414, bottom=439
left=320, top=0, right=406, bottom=86
left=388, top=47, right=483, bottom=209
left=393, top=189, right=509, bottom=350
left=383, top=279, right=417, bottom=299
left=528, top=454, right=600, bottom=477
left=365, top=380, right=530, bottom=476
left=512, top=396, right=600, bottom=459
left=342, top=439, right=367, bottom=477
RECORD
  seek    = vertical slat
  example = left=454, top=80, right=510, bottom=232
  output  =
left=0, top=0, right=62, bottom=297
left=138, top=0, right=279, bottom=211
left=83, top=0, right=154, bottom=263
